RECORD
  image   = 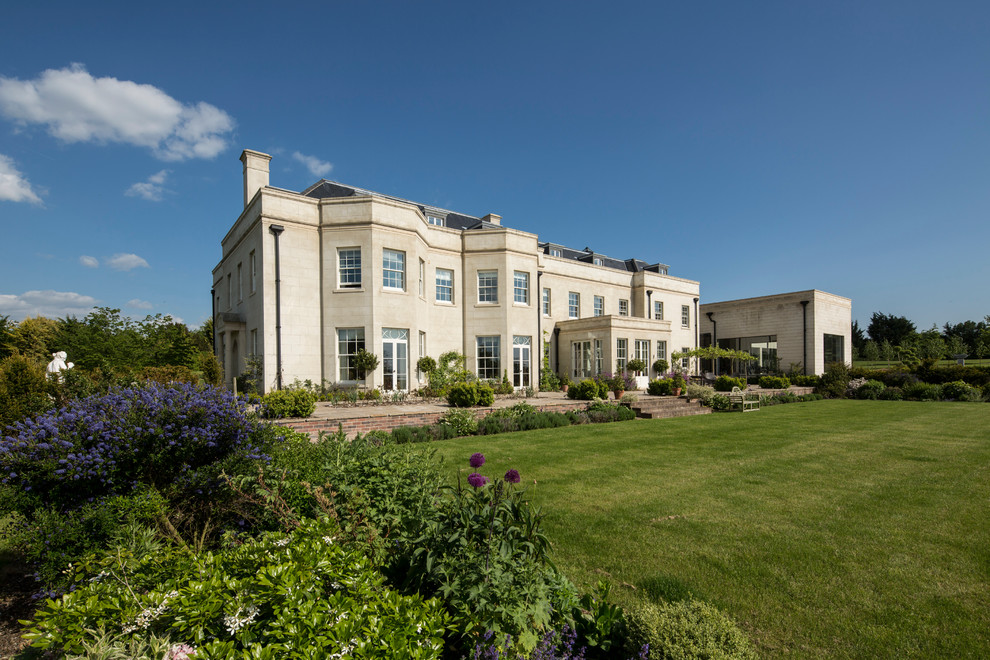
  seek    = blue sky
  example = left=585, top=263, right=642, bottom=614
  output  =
left=1, top=1, right=988, bottom=330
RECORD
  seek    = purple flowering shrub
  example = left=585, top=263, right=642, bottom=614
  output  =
left=1, top=382, right=270, bottom=512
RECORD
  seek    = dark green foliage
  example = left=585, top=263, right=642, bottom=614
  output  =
left=258, top=388, right=317, bottom=418
left=399, top=463, right=576, bottom=652
left=915, top=364, right=990, bottom=389
left=572, top=581, right=626, bottom=656
left=714, top=375, right=746, bottom=391
left=447, top=381, right=495, bottom=407
left=902, top=382, right=944, bottom=401
left=623, top=599, right=758, bottom=660
left=709, top=393, right=731, bottom=411
left=568, top=378, right=608, bottom=400
left=199, top=350, right=223, bottom=386
left=626, top=359, right=647, bottom=373
left=867, top=312, right=917, bottom=346
left=438, top=408, right=479, bottom=436
left=24, top=519, right=447, bottom=657
left=878, top=386, right=903, bottom=400
left=791, top=374, right=820, bottom=387
left=818, top=361, right=851, bottom=398
left=478, top=415, right=520, bottom=435
left=759, top=375, right=791, bottom=389
left=647, top=378, right=672, bottom=395
left=856, top=380, right=886, bottom=400
left=352, top=349, right=380, bottom=379
left=0, top=353, right=54, bottom=429
left=941, top=380, right=982, bottom=402
left=138, top=364, right=198, bottom=384
left=652, top=359, right=669, bottom=375
left=417, top=355, right=437, bottom=375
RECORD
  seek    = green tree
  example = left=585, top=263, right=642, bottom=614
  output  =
left=945, top=335, right=969, bottom=358
left=861, top=340, right=880, bottom=362
left=851, top=320, right=867, bottom=356
left=942, top=320, right=985, bottom=353
left=0, top=315, right=14, bottom=359
left=913, top=326, right=946, bottom=361
left=867, top=312, right=916, bottom=347
left=9, top=316, right=60, bottom=362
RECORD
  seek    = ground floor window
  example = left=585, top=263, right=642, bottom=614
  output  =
left=477, top=336, right=500, bottom=380
left=824, top=333, right=845, bottom=365
left=594, top=339, right=603, bottom=375
left=382, top=328, right=408, bottom=390
left=716, top=336, right=778, bottom=375
left=573, top=340, right=593, bottom=379
left=657, top=340, right=667, bottom=361
left=616, top=338, right=628, bottom=373
left=338, top=328, right=366, bottom=381
left=681, top=346, right=690, bottom=370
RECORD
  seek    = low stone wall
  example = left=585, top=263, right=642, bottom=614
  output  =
left=277, top=399, right=590, bottom=440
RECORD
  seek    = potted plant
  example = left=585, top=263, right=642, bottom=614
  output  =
left=671, top=372, right=686, bottom=396
left=559, top=373, right=571, bottom=394
left=652, top=359, right=669, bottom=377
left=610, top=372, right=627, bottom=399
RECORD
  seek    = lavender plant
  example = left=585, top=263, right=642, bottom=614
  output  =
left=1, top=382, right=271, bottom=511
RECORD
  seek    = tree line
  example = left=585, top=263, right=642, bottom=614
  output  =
left=852, top=312, right=990, bottom=361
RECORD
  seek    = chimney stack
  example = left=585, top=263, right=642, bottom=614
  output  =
left=240, top=150, right=272, bottom=208
left=481, top=213, right=502, bottom=226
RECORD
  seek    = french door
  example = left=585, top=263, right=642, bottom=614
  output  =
left=382, top=328, right=408, bottom=391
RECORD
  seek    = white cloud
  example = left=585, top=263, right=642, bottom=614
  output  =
left=0, top=289, right=98, bottom=320
left=0, top=153, right=42, bottom=204
left=0, top=64, right=235, bottom=161
left=127, top=298, right=153, bottom=309
left=125, top=169, right=169, bottom=201
left=107, top=253, right=150, bottom=271
left=292, top=151, right=333, bottom=178
left=79, top=255, right=99, bottom=268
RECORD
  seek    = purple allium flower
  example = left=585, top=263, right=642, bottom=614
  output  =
left=469, top=452, right=486, bottom=468
left=467, top=472, right=489, bottom=488
left=504, top=469, right=521, bottom=484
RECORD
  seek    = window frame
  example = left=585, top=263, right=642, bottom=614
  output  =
left=513, top=271, right=530, bottom=305
left=681, top=305, right=690, bottom=327
left=568, top=291, right=580, bottom=319
left=337, top=328, right=366, bottom=381
left=249, top=250, right=257, bottom=294
left=338, top=247, right=362, bottom=289
left=542, top=287, right=551, bottom=316
left=435, top=268, right=453, bottom=303
left=383, top=249, right=406, bottom=291
left=476, top=336, right=501, bottom=380
left=619, top=299, right=629, bottom=316
left=593, top=295, right=604, bottom=317
left=654, top=300, right=663, bottom=320
left=478, top=270, right=499, bottom=304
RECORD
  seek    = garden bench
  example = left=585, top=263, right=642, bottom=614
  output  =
left=729, top=386, right=759, bottom=412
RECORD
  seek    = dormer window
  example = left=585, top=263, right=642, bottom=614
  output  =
left=427, top=215, right=444, bottom=226
left=593, top=257, right=603, bottom=266
left=550, top=249, right=561, bottom=257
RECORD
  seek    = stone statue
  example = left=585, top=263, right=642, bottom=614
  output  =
left=45, top=351, right=74, bottom=380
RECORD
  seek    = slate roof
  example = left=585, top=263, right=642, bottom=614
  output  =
left=299, top=179, right=670, bottom=275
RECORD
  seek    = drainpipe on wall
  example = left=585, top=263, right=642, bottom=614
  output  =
left=646, top=290, right=653, bottom=319
left=537, top=272, right=543, bottom=390
left=706, top=311, right=716, bottom=376
left=693, top=297, right=699, bottom=375
left=800, top=300, right=810, bottom=376
left=270, top=224, right=285, bottom=391
left=210, top=287, right=216, bottom=354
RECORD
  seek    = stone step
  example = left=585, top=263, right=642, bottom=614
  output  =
left=630, top=397, right=711, bottom=420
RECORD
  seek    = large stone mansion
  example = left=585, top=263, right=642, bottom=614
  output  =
left=213, top=150, right=851, bottom=392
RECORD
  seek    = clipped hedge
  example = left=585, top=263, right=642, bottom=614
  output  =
left=259, top=388, right=316, bottom=418
left=758, top=375, right=790, bottom=389
left=714, top=375, right=746, bottom=392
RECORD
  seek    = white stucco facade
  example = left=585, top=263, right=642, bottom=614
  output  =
left=213, top=150, right=850, bottom=391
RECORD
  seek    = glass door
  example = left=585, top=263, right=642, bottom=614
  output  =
left=513, top=336, right=531, bottom=388
left=382, top=328, right=408, bottom=391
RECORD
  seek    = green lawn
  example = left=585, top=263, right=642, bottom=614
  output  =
left=426, top=401, right=990, bottom=659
